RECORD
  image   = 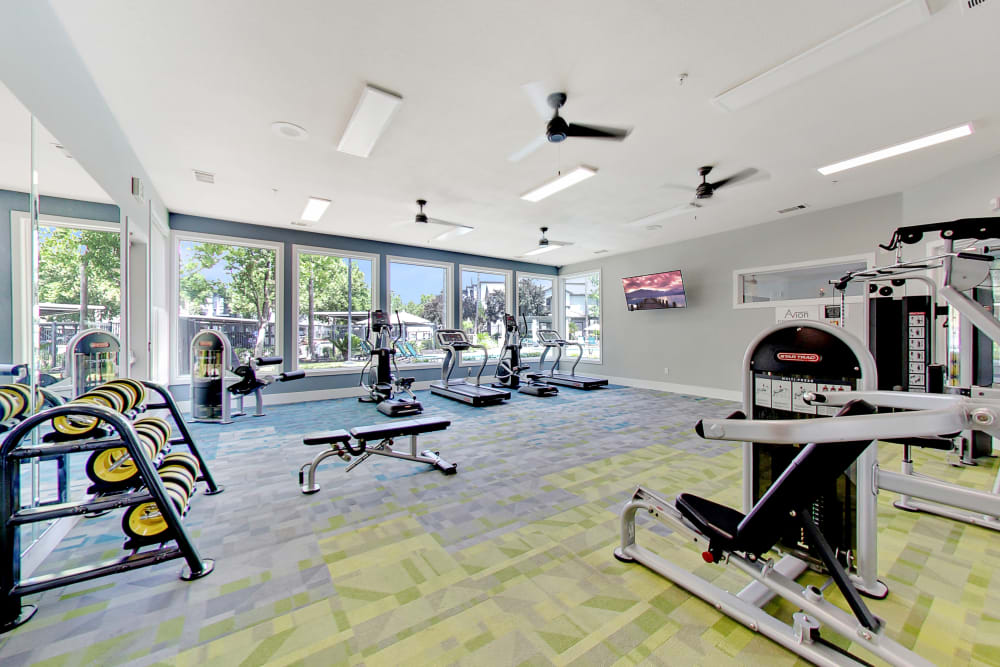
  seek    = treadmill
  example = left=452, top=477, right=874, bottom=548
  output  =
left=526, top=329, right=609, bottom=390
left=430, top=329, right=511, bottom=406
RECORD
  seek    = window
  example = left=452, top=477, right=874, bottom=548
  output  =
left=174, top=233, right=281, bottom=377
left=562, top=271, right=601, bottom=362
left=734, top=256, right=872, bottom=308
left=35, top=220, right=121, bottom=383
left=294, top=247, right=376, bottom=372
left=387, top=258, right=451, bottom=365
left=459, top=267, right=512, bottom=364
left=516, top=274, right=554, bottom=361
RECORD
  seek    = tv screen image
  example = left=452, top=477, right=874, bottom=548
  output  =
left=622, top=270, right=687, bottom=311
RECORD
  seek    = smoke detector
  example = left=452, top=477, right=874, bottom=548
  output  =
left=271, top=121, right=309, bottom=141
left=193, top=170, right=215, bottom=184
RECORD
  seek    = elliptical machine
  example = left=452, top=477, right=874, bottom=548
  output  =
left=358, top=310, right=423, bottom=417
left=492, top=313, right=557, bottom=397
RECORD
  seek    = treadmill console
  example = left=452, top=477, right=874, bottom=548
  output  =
left=436, top=329, right=471, bottom=349
left=535, top=329, right=564, bottom=345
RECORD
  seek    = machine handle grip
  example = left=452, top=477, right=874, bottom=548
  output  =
left=256, top=356, right=284, bottom=366
left=279, top=370, right=305, bottom=382
left=0, top=364, right=26, bottom=376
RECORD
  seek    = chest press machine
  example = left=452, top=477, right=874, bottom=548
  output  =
left=615, top=318, right=1000, bottom=666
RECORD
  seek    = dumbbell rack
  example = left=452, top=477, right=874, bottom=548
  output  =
left=0, top=384, right=220, bottom=633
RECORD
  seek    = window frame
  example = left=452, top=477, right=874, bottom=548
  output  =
left=559, top=268, right=603, bottom=365
left=458, top=264, right=513, bottom=367
left=386, top=255, right=453, bottom=369
left=732, top=253, right=875, bottom=310
left=290, top=244, right=380, bottom=376
left=170, top=230, right=284, bottom=383
left=10, top=210, right=122, bottom=365
left=515, top=271, right=558, bottom=352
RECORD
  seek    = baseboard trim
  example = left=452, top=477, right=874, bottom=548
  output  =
left=594, top=375, right=742, bottom=402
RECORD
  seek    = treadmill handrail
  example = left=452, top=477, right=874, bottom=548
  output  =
left=567, top=340, right=584, bottom=376
left=470, top=342, right=489, bottom=387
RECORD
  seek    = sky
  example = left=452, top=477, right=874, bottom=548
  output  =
left=390, top=261, right=446, bottom=302
left=178, top=241, right=373, bottom=287
left=621, top=270, right=685, bottom=294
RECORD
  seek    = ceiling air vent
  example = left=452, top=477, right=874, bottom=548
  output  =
left=290, top=221, right=310, bottom=227
left=777, top=204, right=809, bottom=214
left=963, top=0, right=990, bottom=11
left=193, top=170, right=215, bottom=184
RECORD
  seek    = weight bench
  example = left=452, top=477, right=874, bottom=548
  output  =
left=615, top=400, right=935, bottom=667
left=299, top=417, right=457, bottom=494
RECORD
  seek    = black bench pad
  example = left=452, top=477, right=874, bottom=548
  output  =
left=676, top=493, right=745, bottom=549
left=351, top=417, right=450, bottom=441
left=303, top=430, right=352, bottom=446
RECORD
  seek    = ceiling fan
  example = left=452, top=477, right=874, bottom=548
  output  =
left=509, top=83, right=631, bottom=162
left=625, top=166, right=763, bottom=228
left=521, top=226, right=573, bottom=257
left=399, top=199, right=474, bottom=241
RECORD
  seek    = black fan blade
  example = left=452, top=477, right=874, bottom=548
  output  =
left=711, top=168, right=758, bottom=189
left=565, top=123, right=630, bottom=140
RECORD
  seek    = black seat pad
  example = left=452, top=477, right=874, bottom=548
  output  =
left=676, top=493, right=745, bottom=548
left=303, top=430, right=351, bottom=446
left=350, top=417, right=450, bottom=441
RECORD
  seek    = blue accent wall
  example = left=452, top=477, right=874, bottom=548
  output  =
left=0, top=189, right=120, bottom=362
left=168, top=213, right=557, bottom=398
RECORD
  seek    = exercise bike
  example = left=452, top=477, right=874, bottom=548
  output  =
left=227, top=355, right=304, bottom=418
left=492, top=313, right=557, bottom=397
left=358, top=310, right=423, bottom=418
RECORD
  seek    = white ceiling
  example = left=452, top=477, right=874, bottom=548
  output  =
left=0, top=83, right=111, bottom=203
left=34, top=0, right=1000, bottom=265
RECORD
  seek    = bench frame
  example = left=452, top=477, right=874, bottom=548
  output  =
left=299, top=421, right=456, bottom=494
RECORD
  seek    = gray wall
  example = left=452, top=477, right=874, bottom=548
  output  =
left=0, top=189, right=120, bottom=362
left=558, top=195, right=904, bottom=395
left=168, top=213, right=558, bottom=399
left=0, top=1, right=168, bottom=228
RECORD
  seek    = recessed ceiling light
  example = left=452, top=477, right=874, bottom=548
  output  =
left=337, top=84, right=403, bottom=158
left=301, top=197, right=331, bottom=222
left=193, top=170, right=215, bottom=184
left=818, top=123, right=973, bottom=175
left=271, top=121, right=309, bottom=141
left=521, top=166, right=597, bottom=202
left=645, top=224, right=663, bottom=231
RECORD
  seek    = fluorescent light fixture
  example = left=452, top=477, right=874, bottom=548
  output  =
left=522, top=244, right=564, bottom=257
left=430, top=225, right=474, bottom=242
left=337, top=84, right=403, bottom=158
left=300, top=197, right=332, bottom=222
left=713, top=0, right=929, bottom=111
left=818, top=123, right=973, bottom=175
left=521, top=166, right=597, bottom=202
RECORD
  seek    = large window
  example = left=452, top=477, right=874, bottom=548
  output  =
left=460, top=267, right=511, bottom=364
left=175, top=234, right=281, bottom=376
left=388, top=258, right=451, bottom=365
left=294, top=247, right=376, bottom=371
left=36, top=220, right=121, bottom=383
left=562, top=271, right=601, bottom=362
left=734, top=256, right=871, bottom=308
left=517, top=274, right=554, bottom=361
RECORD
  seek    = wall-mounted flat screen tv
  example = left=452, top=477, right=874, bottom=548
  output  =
left=623, top=270, right=687, bottom=311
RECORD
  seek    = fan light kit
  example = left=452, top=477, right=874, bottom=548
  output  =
left=521, top=166, right=597, bottom=202
left=300, top=197, right=331, bottom=222
left=337, top=84, right=403, bottom=158
left=817, top=123, right=973, bottom=175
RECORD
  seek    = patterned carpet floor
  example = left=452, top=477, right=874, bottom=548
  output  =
left=0, top=385, right=998, bottom=666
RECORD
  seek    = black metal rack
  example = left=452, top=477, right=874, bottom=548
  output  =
left=1, top=393, right=217, bottom=633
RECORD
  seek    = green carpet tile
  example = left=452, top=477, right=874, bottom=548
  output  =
left=1, top=385, right=998, bottom=666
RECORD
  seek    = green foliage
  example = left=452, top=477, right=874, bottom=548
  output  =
left=298, top=255, right=372, bottom=316
left=38, top=227, right=120, bottom=320
left=391, top=291, right=444, bottom=326
left=332, top=333, right=364, bottom=360
left=517, top=277, right=550, bottom=316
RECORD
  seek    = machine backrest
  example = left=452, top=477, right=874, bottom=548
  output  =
left=734, top=399, right=876, bottom=556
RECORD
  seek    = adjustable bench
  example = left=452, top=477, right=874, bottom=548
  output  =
left=299, top=417, right=456, bottom=494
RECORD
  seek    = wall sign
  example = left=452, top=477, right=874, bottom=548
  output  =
left=775, top=305, right=819, bottom=323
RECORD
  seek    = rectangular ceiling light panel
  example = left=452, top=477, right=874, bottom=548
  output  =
left=337, top=84, right=403, bottom=158
left=817, top=123, right=973, bottom=175
left=301, top=197, right=332, bottom=222
left=713, top=0, right=930, bottom=111
left=521, top=166, right=597, bottom=202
